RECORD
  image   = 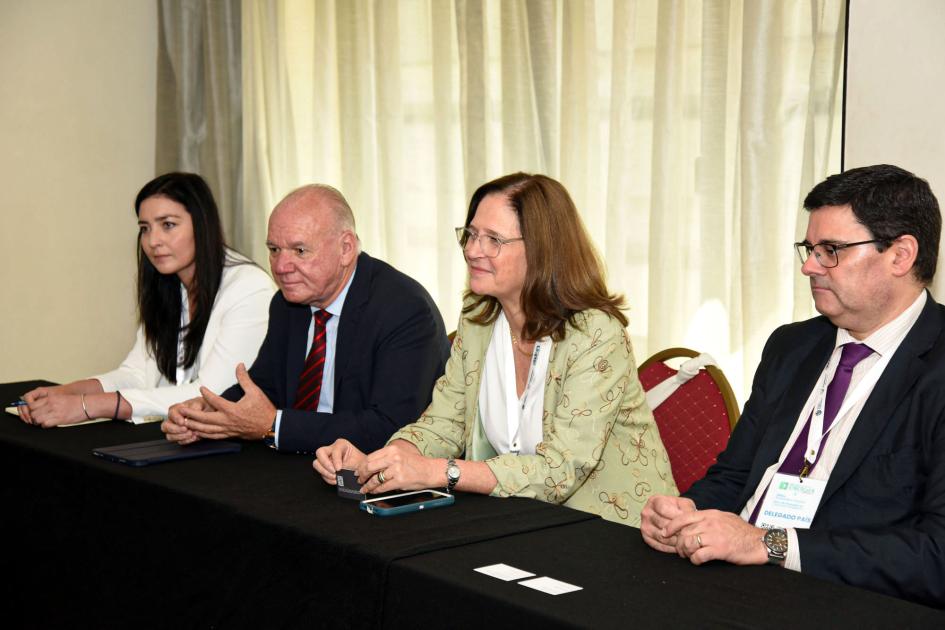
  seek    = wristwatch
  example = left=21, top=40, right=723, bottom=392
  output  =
left=763, top=528, right=788, bottom=565
left=262, top=419, right=277, bottom=449
left=446, top=457, right=460, bottom=493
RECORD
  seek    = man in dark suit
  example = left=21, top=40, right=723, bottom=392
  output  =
left=162, top=184, right=449, bottom=453
left=641, top=165, right=945, bottom=607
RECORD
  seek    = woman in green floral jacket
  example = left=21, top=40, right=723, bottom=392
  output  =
left=314, top=172, right=677, bottom=526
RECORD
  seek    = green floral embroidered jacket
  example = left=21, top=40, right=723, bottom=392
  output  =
left=388, top=305, right=678, bottom=526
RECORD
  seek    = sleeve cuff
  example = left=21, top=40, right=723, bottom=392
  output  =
left=784, top=528, right=802, bottom=572
left=274, top=409, right=283, bottom=449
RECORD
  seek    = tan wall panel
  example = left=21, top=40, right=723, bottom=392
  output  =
left=0, top=1, right=157, bottom=383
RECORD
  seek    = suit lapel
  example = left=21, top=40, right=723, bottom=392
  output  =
left=286, top=301, right=311, bottom=406
left=736, top=324, right=836, bottom=508
left=333, top=253, right=372, bottom=393
left=819, top=295, right=940, bottom=506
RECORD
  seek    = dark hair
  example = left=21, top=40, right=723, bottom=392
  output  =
left=135, top=172, right=227, bottom=382
left=461, top=172, right=627, bottom=341
left=804, top=164, right=941, bottom=284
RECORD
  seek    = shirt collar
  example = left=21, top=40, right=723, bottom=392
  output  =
left=312, top=263, right=357, bottom=318
left=836, top=290, right=927, bottom=356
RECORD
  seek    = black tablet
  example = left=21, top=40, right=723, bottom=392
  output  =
left=92, top=439, right=240, bottom=467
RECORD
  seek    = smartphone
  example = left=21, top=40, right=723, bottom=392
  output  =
left=359, top=489, right=454, bottom=516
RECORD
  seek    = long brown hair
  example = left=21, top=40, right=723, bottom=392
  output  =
left=461, top=172, right=627, bottom=341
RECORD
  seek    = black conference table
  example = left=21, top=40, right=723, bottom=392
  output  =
left=3, top=380, right=943, bottom=629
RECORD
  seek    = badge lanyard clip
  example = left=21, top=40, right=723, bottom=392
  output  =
left=801, top=348, right=892, bottom=479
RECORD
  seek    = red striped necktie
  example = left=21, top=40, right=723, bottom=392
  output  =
left=293, top=309, right=332, bottom=411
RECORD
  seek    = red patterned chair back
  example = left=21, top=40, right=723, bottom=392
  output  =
left=638, top=348, right=740, bottom=494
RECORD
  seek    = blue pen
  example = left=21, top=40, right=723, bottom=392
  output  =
left=8, top=400, right=28, bottom=407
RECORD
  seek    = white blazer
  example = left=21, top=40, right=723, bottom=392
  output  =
left=94, top=255, right=275, bottom=420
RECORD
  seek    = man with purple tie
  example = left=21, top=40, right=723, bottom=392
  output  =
left=641, top=165, right=945, bottom=607
left=161, top=184, right=449, bottom=454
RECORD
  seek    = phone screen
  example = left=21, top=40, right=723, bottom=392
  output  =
left=370, top=491, right=444, bottom=509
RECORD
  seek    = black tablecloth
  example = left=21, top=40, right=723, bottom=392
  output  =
left=384, top=517, right=945, bottom=629
left=4, top=380, right=943, bottom=629
left=0, top=381, right=592, bottom=628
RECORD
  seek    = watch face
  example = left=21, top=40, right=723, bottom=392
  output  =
left=447, top=465, right=460, bottom=481
left=764, top=529, right=789, bottom=555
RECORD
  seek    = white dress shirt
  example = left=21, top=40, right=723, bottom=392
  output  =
left=739, top=291, right=927, bottom=571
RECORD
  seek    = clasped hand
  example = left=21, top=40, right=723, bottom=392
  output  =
left=641, top=495, right=768, bottom=565
left=162, top=363, right=275, bottom=444
left=314, top=438, right=437, bottom=494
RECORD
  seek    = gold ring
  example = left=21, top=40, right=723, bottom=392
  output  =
left=378, top=470, right=387, bottom=484
left=696, top=534, right=704, bottom=548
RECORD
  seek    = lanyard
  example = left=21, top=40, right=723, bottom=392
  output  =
left=803, top=348, right=891, bottom=473
left=505, top=339, right=545, bottom=455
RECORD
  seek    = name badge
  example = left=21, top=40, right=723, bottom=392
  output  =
left=755, top=473, right=826, bottom=529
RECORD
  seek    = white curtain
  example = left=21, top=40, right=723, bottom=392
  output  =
left=156, top=0, right=243, bottom=241
left=239, top=0, right=846, bottom=401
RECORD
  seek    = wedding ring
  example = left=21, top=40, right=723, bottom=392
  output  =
left=696, top=534, right=704, bottom=548
left=378, top=470, right=387, bottom=484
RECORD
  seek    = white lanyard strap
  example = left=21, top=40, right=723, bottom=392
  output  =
left=805, top=349, right=891, bottom=464
left=504, top=340, right=546, bottom=455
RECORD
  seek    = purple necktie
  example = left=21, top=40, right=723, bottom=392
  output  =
left=749, top=342, right=873, bottom=524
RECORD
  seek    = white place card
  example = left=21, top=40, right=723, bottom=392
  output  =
left=518, top=576, right=583, bottom=595
left=474, top=563, right=536, bottom=582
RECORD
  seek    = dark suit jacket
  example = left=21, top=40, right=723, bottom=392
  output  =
left=684, top=292, right=945, bottom=607
left=223, top=252, right=450, bottom=454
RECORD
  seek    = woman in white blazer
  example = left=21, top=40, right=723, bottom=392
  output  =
left=18, top=173, right=274, bottom=425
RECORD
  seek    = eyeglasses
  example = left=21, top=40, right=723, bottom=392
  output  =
left=794, top=239, right=891, bottom=268
left=455, top=227, right=524, bottom=258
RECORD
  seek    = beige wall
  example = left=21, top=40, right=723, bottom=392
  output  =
left=0, top=1, right=157, bottom=383
left=845, top=0, right=945, bottom=296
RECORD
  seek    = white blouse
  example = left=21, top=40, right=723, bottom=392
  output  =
left=94, top=254, right=275, bottom=421
left=478, top=311, right=551, bottom=455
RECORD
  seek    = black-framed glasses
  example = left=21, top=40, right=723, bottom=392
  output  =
left=794, top=239, right=891, bottom=268
left=455, top=227, right=524, bottom=258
